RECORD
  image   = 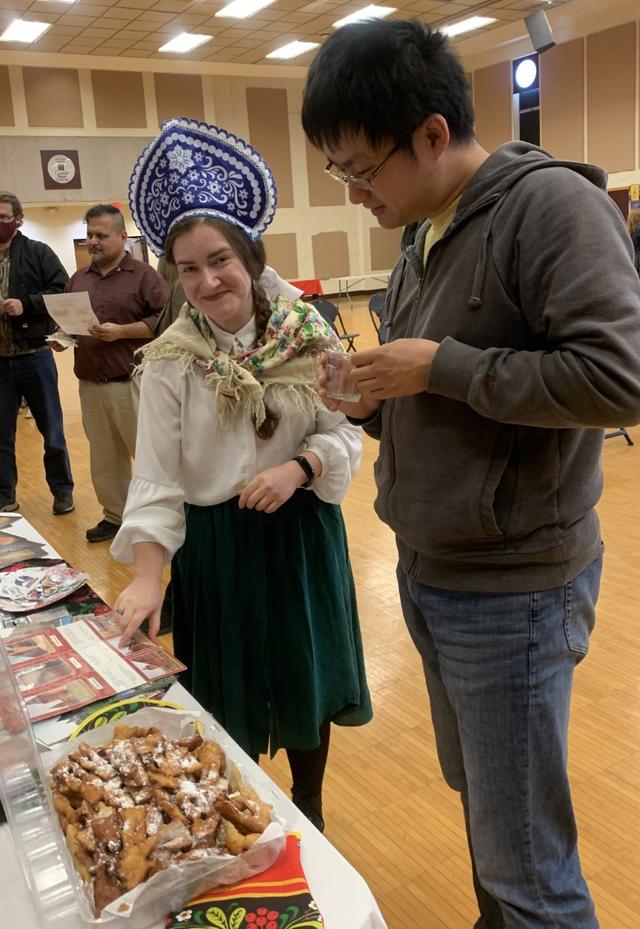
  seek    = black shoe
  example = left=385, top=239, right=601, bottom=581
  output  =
left=86, top=519, right=119, bottom=543
left=53, top=492, right=75, bottom=515
left=292, top=792, right=324, bottom=832
left=0, top=500, right=19, bottom=512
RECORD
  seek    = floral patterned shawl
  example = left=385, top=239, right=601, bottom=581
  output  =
left=137, top=295, right=342, bottom=430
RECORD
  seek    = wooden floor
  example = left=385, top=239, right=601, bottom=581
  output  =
left=12, top=300, right=640, bottom=929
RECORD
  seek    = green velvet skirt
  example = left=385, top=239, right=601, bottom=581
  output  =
left=171, top=491, right=372, bottom=757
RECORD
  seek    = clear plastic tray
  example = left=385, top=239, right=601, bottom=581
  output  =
left=0, top=637, right=83, bottom=926
left=0, top=642, right=286, bottom=929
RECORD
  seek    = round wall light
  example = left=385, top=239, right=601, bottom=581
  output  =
left=514, top=57, right=538, bottom=90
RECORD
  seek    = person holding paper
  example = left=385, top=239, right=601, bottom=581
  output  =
left=111, top=119, right=372, bottom=833
left=58, top=205, right=169, bottom=543
left=0, top=190, right=74, bottom=516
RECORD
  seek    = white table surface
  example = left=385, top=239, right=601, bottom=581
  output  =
left=0, top=520, right=387, bottom=929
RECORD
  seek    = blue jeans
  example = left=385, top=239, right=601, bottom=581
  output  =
left=397, top=555, right=602, bottom=929
left=0, top=350, right=73, bottom=503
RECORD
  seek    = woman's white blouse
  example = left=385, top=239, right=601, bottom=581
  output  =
left=111, top=316, right=362, bottom=564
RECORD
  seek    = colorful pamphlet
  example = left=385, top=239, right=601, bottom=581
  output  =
left=2, top=613, right=186, bottom=722
left=0, top=564, right=89, bottom=612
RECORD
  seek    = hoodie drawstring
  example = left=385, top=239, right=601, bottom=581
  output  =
left=468, top=198, right=503, bottom=310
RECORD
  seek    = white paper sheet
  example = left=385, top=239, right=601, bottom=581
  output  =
left=43, top=291, right=100, bottom=336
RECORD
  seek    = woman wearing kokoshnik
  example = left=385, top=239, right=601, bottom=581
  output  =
left=112, top=119, right=372, bottom=832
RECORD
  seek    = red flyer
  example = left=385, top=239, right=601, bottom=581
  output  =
left=2, top=613, right=185, bottom=722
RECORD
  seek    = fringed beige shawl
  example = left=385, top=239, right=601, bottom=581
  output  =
left=137, top=295, right=342, bottom=430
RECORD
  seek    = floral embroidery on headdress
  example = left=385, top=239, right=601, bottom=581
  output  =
left=129, top=118, right=277, bottom=256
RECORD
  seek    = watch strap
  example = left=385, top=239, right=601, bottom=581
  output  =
left=292, top=455, right=315, bottom=487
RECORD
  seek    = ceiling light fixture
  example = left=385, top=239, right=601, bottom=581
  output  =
left=514, top=57, right=538, bottom=90
left=333, top=5, right=396, bottom=28
left=266, top=40, right=319, bottom=60
left=216, top=0, right=276, bottom=19
left=159, top=32, right=212, bottom=53
left=0, top=19, right=52, bottom=43
left=441, top=16, right=497, bottom=39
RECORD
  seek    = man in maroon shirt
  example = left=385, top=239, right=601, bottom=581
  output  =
left=56, top=205, right=169, bottom=542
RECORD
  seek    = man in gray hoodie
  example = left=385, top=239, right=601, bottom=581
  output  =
left=303, top=19, right=640, bottom=929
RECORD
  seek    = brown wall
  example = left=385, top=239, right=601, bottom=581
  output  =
left=311, top=231, right=350, bottom=279
left=305, top=138, right=345, bottom=207
left=0, top=67, right=15, bottom=127
left=587, top=23, right=636, bottom=173
left=23, top=68, right=83, bottom=129
left=474, top=61, right=512, bottom=152
left=540, top=39, right=585, bottom=162
left=370, top=227, right=403, bottom=272
left=263, top=232, right=298, bottom=280
left=246, top=87, right=294, bottom=209
left=92, top=70, right=147, bottom=129
left=154, top=73, right=204, bottom=125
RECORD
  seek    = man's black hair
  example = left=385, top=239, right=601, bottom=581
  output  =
left=302, top=19, right=475, bottom=152
left=84, top=203, right=125, bottom=232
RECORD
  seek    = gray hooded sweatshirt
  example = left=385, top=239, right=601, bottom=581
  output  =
left=364, top=141, right=640, bottom=592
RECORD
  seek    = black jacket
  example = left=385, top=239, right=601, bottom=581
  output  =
left=6, top=230, right=69, bottom=349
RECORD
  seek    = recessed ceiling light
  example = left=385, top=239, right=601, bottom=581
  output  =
left=266, top=40, right=320, bottom=60
left=441, top=16, right=497, bottom=39
left=333, top=5, right=396, bottom=28
left=159, top=33, right=212, bottom=53
left=0, top=19, right=52, bottom=43
left=216, top=0, right=275, bottom=19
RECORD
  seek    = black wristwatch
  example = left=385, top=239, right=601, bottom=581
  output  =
left=292, top=455, right=315, bottom=487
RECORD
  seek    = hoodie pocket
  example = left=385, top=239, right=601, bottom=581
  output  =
left=478, top=425, right=515, bottom=537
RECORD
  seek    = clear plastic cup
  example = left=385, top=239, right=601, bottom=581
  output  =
left=324, top=350, right=361, bottom=403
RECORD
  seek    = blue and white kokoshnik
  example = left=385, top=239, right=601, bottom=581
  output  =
left=129, top=117, right=277, bottom=256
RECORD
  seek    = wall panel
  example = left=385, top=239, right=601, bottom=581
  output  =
left=246, top=87, right=294, bottom=209
left=370, top=226, right=403, bottom=272
left=311, top=231, right=350, bottom=279
left=0, top=66, right=15, bottom=126
left=24, top=68, right=83, bottom=128
left=474, top=61, right=512, bottom=153
left=263, top=232, right=298, bottom=280
left=540, top=38, right=585, bottom=162
left=92, top=70, right=146, bottom=129
left=305, top=138, right=346, bottom=207
left=587, top=23, right=636, bottom=172
left=154, top=73, right=204, bottom=125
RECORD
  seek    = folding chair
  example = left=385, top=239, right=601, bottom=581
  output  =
left=368, top=292, right=390, bottom=344
left=310, top=298, right=359, bottom=352
left=604, top=428, right=634, bottom=445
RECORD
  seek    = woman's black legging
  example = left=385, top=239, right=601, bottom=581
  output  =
left=249, top=721, right=331, bottom=798
left=287, top=721, right=331, bottom=799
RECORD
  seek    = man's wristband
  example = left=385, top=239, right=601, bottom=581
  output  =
left=291, top=455, right=315, bottom=488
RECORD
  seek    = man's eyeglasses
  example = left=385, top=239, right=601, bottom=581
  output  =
left=0, top=215, right=16, bottom=224
left=324, top=145, right=400, bottom=191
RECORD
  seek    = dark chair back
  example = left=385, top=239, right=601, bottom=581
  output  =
left=310, top=299, right=359, bottom=351
left=368, top=292, right=390, bottom=343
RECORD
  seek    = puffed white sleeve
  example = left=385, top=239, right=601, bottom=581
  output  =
left=110, top=361, right=186, bottom=564
left=300, top=407, right=362, bottom=504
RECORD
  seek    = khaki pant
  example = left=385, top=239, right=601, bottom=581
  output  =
left=79, top=377, right=140, bottom=525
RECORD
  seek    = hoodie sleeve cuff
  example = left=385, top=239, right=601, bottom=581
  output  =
left=427, top=337, right=483, bottom=402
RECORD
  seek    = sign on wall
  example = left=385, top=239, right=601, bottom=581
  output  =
left=40, top=150, right=82, bottom=190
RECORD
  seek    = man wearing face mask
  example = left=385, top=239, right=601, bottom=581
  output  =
left=0, top=190, right=74, bottom=515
